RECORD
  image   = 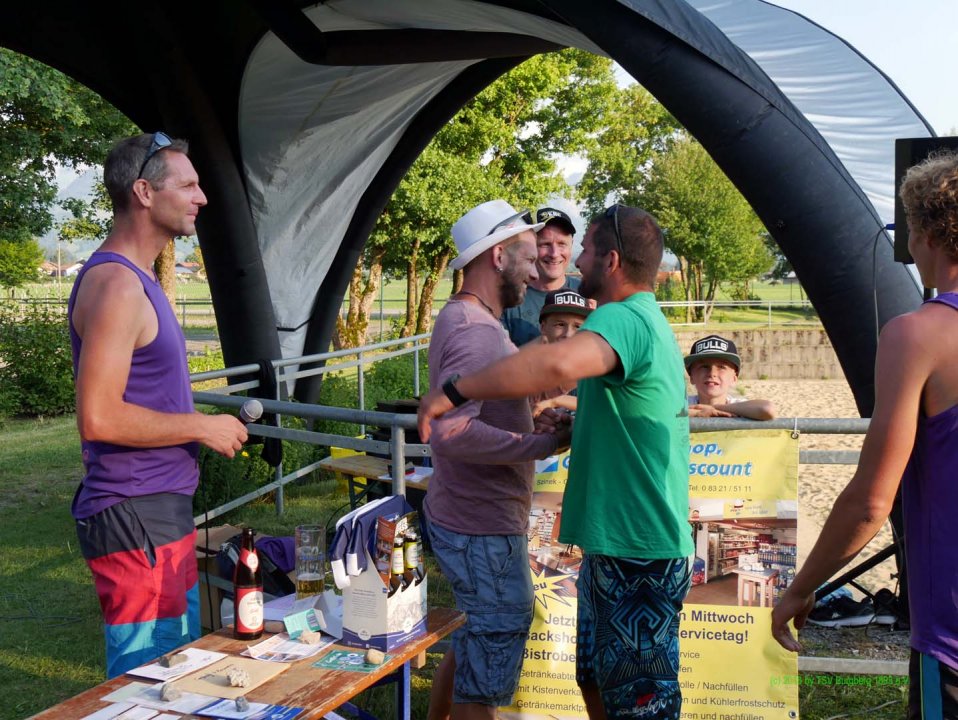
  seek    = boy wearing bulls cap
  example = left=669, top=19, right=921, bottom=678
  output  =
left=685, top=334, right=776, bottom=420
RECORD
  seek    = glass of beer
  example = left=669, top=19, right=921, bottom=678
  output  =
left=295, top=524, right=325, bottom=599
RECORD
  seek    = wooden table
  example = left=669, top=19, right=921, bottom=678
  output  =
left=30, top=607, right=464, bottom=720
left=318, top=455, right=430, bottom=508
left=732, top=568, right=779, bottom=607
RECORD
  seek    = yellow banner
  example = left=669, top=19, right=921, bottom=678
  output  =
left=686, top=429, right=799, bottom=718
left=507, top=431, right=800, bottom=719
left=689, top=429, right=798, bottom=500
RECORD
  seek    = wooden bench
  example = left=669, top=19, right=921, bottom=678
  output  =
left=319, top=454, right=430, bottom=508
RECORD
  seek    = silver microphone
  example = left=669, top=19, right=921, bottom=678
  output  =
left=239, top=399, right=264, bottom=424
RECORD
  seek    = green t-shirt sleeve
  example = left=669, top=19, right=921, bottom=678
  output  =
left=581, top=300, right=651, bottom=387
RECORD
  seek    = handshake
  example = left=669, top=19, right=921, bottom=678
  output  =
left=533, top=406, right=574, bottom=452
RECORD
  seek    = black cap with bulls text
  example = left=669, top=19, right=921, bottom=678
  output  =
left=684, top=334, right=741, bottom=372
left=540, top=289, right=591, bottom=321
left=535, top=207, right=576, bottom=236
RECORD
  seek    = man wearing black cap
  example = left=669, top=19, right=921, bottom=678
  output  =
left=684, top=334, right=776, bottom=420
left=501, top=206, right=582, bottom=346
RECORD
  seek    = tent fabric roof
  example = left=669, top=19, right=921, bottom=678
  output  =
left=240, top=0, right=927, bottom=361
left=0, top=0, right=934, bottom=412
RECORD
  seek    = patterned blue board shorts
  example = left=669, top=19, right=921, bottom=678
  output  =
left=576, top=554, right=691, bottom=719
left=426, top=520, right=534, bottom=707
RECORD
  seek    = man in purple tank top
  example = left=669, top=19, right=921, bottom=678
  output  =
left=772, top=150, right=958, bottom=718
left=68, top=133, right=247, bottom=677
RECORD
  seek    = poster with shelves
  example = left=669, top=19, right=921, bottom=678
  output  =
left=504, top=429, right=801, bottom=719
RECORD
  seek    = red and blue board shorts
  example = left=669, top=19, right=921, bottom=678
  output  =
left=75, top=493, right=200, bottom=678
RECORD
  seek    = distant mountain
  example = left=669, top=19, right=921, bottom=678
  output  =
left=39, top=167, right=197, bottom=261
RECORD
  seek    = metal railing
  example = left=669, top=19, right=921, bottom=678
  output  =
left=190, top=339, right=908, bottom=676
left=190, top=334, right=429, bottom=522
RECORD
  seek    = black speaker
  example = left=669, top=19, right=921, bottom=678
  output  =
left=894, top=136, right=958, bottom=263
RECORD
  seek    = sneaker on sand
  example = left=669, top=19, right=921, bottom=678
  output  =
left=807, top=596, right=875, bottom=627
left=872, top=588, right=898, bottom=626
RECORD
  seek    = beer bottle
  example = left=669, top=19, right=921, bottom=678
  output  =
left=388, top=536, right=406, bottom=596
left=233, top=527, right=264, bottom=640
left=403, top=530, right=424, bottom=586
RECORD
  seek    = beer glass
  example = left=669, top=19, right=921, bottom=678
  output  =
left=295, top=524, right=325, bottom=599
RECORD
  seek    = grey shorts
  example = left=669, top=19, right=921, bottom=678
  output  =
left=426, top=520, right=534, bottom=707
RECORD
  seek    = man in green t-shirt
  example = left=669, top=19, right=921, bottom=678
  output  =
left=419, top=205, right=693, bottom=719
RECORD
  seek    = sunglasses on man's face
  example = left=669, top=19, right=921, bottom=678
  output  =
left=604, top=204, right=625, bottom=257
left=137, top=131, right=173, bottom=179
left=487, top=209, right=533, bottom=236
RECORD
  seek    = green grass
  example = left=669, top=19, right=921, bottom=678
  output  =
left=0, top=415, right=449, bottom=719
left=0, top=416, right=105, bottom=720
left=17, top=278, right=815, bottom=335
left=799, top=677, right=908, bottom=718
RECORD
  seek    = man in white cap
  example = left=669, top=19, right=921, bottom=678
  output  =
left=425, top=200, right=571, bottom=720
left=420, top=205, right=694, bottom=719
left=501, top=206, right=581, bottom=346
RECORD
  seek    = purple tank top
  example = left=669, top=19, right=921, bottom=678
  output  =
left=901, top=291, right=958, bottom=668
left=68, top=252, right=199, bottom=519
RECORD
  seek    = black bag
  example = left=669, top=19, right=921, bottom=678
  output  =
left=215, top=533, right=296, bottom=600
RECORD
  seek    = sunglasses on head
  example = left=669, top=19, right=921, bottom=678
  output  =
left=137, top=131, right=173, bottom=179
left=604, top=204, right=625, bottom=257
left=488, top=209, right=533, bottom=236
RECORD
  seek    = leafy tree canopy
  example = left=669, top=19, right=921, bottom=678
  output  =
left=577, top=83, right=680, bottom=217
left=640, top=134, right=773, bottom=317
left=0, top=48, right=135, bottom=243
left=0, top=237, right=44, bottom=288
left=373, top=49, right=619, bottom=275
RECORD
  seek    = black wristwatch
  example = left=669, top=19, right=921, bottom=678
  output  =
left=441, top=374, right=468, bottom=407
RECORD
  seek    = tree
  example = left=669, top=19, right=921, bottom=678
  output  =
left=333, top=49, right=620, bottom=347
left=185, top=245, right=206, bottom=277
left=577, top=83, right=680, bottom=217
left=640, top=135, right=773, bottom=322
left=0, top=237, right=44, bottom=290
left=0, top=49, right=136, bottom=243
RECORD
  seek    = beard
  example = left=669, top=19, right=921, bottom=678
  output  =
left=577, top=256, right=605, bottom=300
left=499, top=261, right=528, bottom=309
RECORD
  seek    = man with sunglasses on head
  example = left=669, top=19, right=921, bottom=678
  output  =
left=420, top=205, right=692, bottom=719
left=501, top=206, right=583, bottom=346
left=68, top=133, right=248, bottom=677
left=424, top=200, right=572, bottom=720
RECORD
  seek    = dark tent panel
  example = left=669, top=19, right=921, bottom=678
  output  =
left=1, top=0, right=932, bottom=413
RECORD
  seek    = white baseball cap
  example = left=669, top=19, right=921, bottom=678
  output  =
left=450, top=200, right=545, bottom=270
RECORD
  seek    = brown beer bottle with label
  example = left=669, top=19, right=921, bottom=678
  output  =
left=388, top=536, right=406, bottom=596
left=403, top=530, right=424, bottom=586
left=233, top=527, right=264, bottom=640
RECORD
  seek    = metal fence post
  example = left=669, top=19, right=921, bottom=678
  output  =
left=391, top=424, right=406, bottom=497
left=358, top=351, right=366, bottom=436
left=413, top=344, right=421, bottom=397
left=274, top=363, right=285, bottom=516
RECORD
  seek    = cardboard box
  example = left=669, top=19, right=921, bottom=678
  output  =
left=195, top=524, right=242, bottom=632
left=341, top=514, right=427, bottom=652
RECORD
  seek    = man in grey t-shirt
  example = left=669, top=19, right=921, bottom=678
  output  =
left=501, top=206, right=580, bottom=346
left=425, top=200, right=570, bottom=719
